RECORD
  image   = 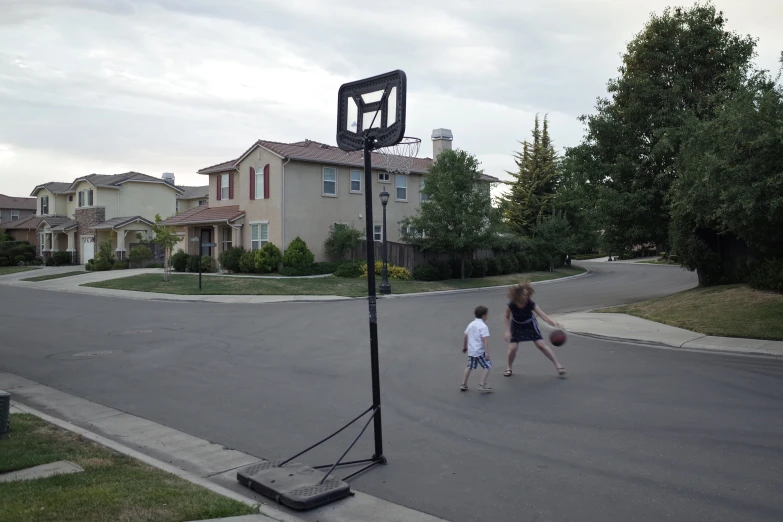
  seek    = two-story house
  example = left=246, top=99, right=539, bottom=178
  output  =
left=30, top=172, right=182, bottom=265
left=176, top=186, right=209, bottom=214
left=0, top=194, right=39, bottom=247
left=160, top=129, right=499, bottom=263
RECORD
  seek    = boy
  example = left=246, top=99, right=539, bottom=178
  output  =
left=461, top=305, right=492, bottom=392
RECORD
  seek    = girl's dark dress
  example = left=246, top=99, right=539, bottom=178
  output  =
left=508, top=300, right=542, bottom=343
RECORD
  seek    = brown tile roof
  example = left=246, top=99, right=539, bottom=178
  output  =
left=0, top=215, right=40, bottom=230
left=158, top=205, right=245, bottom=226
left=197, top=139, right=501, bottom=182
left=176, top=186, right=210, bottom=199
left=0, top=194, right=37, bottom=210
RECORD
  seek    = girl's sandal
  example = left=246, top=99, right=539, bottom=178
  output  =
left=557, top=366, right=566, bottom=376
left=503, top=369, right=513, bottom=377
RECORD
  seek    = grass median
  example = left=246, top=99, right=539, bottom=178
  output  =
left=597, top=284, right=783, bottom=341
left=0, top=267, right=38, bottom=276
left=0, top=414, right=257, bottom=522
left=82, top=266, right=586, bottom=298
left=21, top=271, right=87, bottom=282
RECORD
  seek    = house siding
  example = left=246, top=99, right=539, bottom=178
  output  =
left=0, top=209, right=35, bottom=223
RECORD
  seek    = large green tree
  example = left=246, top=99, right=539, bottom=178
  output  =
left=401, top=148, right=500, bottom=279
left=503, top=115, right=559, bottom=234
left=569, top=2, right=757, bottom=253
left=670, top=71, right=783, bottom=285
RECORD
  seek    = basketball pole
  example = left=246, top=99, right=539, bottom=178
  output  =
left=362, top=136, right=386, bottom=464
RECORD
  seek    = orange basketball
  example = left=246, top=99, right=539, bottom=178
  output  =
left=550, top=329, right=567, bottom=346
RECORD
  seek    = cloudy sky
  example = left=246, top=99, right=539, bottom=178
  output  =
left=1, top=0, right=781, bottom=197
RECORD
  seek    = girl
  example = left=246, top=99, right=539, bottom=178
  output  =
left=503, top=282, right=566, bottom=377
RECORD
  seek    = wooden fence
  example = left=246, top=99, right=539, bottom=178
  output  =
left=351, top=240, right=493, bottom=272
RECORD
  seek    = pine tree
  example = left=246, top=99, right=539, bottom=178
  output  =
left=503, top=115, right=560, bottom=234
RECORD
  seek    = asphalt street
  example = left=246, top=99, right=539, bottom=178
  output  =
left=2, top=262, right=782, bottom=521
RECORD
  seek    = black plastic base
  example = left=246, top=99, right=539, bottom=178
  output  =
left=237, top=460, right=351, bottom=511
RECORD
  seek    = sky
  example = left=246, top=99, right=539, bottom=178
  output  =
left=0, top=0, right=781, bottom=197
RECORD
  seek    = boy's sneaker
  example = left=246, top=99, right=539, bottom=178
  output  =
left=460, top=384, right=468, bottom=391
left=478, top=384, right=493, bottom=392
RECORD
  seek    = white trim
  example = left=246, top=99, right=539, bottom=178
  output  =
left=249, top=220, right=270, bottom=225
left=350, top=169, right=362, bottom=194
left=322, top=166, right=338, bottom=197
left=378, top=172, right=391, bottom=183
left=373, top=224, right=383, bottom=242
left=395, top=173, right=408, bottom=201
left=255, top=165, right=265, bottom=199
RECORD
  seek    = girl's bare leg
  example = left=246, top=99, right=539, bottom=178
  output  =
left=506, top=343, right=519, bottom=374
left=533, top=340, right=566, bottom=374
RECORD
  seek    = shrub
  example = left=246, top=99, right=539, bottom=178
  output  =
left=85, top=259, right=95, bottom=271
left=313, top=261, right=343, bottom=274
left=748, top=259, right=783, bottom=293
left=147, top=262, right=164, bottom=268
left=128, top=245, right=153, bottom=267
left=113, top=259, right=130, bottom=270
left=255, top=243, right=283, bottom=273
left=334, top=263, right=363, bottom=278
left=51, top=251, right=72, bottom=266
left=219, top=246, right=245, bottom=273
left=14, top=255, right=25, bottom=265
left=499, top=254, right=517, bottom=275
left=472, top=259, right=488, bottom=278
left=0, top=257, right=9, bottom=267
left=361, top=260, right=411, bottom=280
left=239, top=251, right=256, bottom=273
left=96, top=238, right=115, bottom=266
left=413, top=264, right=442, bottom=281
left=45, top=256, right=55, bottom=266
left=188, top=255, right=215, bottom=273
left=94, top=260, right=113, bottom=271
left=283, top=237, right=314, bottom=268
left=170, top=249, right=189, bottom=272
left=486, top=257, right=500, bottom=276
left=324, top=224, right=362, bottom=261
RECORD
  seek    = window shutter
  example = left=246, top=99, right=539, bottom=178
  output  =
left=229, top=173, right=234, bottom=199
left=264, top=164, right=270, bottom=199
left=216, top=176, right=221, bottom=201
left=250, top=167, right=256, bottom=200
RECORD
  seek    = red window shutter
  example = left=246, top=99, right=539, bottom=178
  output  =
left=250, top=167, right=256, bottom=200
left=229, top=173, right=234, bottom=200
left=216, top=176, right=221, bottom=201
left=264, top=164, right=270, bottom=199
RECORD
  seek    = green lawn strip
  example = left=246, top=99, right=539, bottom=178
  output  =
left=596, top=284, right=783, bottom=341
left=636, top=258, right=678, bottom=265
left=0, top=414, right=257, bottom=522
left=21, top=271, right=87, bottom=282
left=83, top=266, right=586, bottom=298
left=572, top=254, right=606, bottom=260
left=0, top=267, right=39, bottom=276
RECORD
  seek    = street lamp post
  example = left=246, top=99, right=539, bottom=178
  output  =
left=379, top=188, right=391, bottom=295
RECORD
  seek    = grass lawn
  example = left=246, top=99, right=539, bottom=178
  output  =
left=0, top=267, right=39, bottom=276
left=21, top=271, right=87, bottom=282
left=572, top=253, right=606, bottom=260
left=636, top=258, right=678, bottom=265
left=83, top=266, right=586, bottom=298
left=597, top=284, right=783, bottom=341
left=0, top=414, right=257, bottom=522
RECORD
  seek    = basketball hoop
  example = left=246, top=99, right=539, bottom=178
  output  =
left=377, top=137, right=421, bottom=174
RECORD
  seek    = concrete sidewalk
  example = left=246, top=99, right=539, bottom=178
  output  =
left=1, top=370, right=449, bottom=522
left=553, top=312, right=783, bottom=357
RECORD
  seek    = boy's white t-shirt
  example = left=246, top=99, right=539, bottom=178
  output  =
left=464, top=318, right=490, bottom=357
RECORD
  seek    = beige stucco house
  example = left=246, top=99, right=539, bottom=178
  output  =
left=30, top=172, right=182, bottom=265
left=161, top=129, right=499, bottom=263
left=176, top=185, right=209, bottom=214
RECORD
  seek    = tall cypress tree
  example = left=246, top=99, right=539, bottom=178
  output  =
left=504, top=114, right=559, bottom=234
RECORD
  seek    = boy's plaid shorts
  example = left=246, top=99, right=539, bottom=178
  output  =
left=467, top=354, right=492, bottom=370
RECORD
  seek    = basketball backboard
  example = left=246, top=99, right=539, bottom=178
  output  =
left=336, top=70, right=407, bottom=152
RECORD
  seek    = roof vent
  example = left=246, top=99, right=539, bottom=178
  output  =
left=162, top=172, right=175, bottom=184
left=320, top=144, right=329, bottom=149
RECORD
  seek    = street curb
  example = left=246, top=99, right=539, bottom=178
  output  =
left=566, top=331, right=783, bottom=358
left=9, top=402, right=298, bottom=522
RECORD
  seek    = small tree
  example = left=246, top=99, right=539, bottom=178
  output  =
left=151, top=214, right=183, bottom=281
left=401, top=148, right=500, bottom=279
left=324, top=224, right=362, bottom=262
left=255, top=243, right=283, bottom=273
left=128, top=245, right=154, bottom=268
left=532, top=211, right=574, bottom=271
left=283, top=237, right=314, bottom=268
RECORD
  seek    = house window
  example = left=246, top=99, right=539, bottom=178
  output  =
left=323, top=167, right=337, bottom=196
left=176, top=201, right=180, bottom=213
left=40, top=233, right=45, bottom=253
left=41, top=196, right=49, bottom=215
left=255, top=167, right=264, bottom=199
left=374, top=225, right=382, bottom=242
left=350, top=169, right=362, bottom=193
left=87, top=189, right=94, bottom=206
left=198, top=199, right=207, bottom=206
left=396, top=174, right=407, bottom=200
left=420, top=179, right=430, bottom=202
left=251, top=223, right=268, bottom=251
left=222, top=228, right=233, bottom=251
left=78, top=191, right=83, bottom=207
left=11, top=210, right=19, bottom=221
left=221, top=174, right=230, bottom=200
left=378, top=172, right=390, bottom=183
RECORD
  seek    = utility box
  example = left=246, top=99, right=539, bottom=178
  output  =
left=0, top=390, right=10, bottom=436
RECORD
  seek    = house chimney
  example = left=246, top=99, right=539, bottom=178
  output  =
left=432, top=128, right=453, bottom=161
left=162, top=172, right=175, bottom=185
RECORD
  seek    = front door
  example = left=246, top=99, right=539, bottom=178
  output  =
left=200, top=228, right=212, bottom=257
left=82, top=237, right=95, bottom=265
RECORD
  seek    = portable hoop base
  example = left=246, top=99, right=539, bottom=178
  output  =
left=237, top=460, right=351, bottom=511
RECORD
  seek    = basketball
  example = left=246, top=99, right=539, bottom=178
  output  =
left=550, top=329, right=567, bottom=346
